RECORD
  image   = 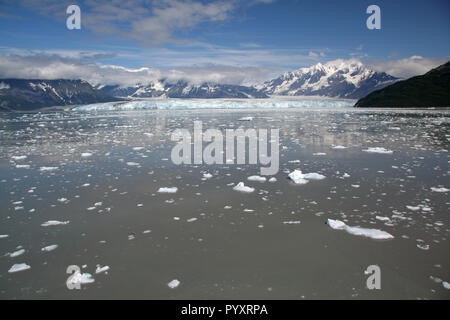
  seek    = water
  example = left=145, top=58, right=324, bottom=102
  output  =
left=0, top=106, right=449, bottom=299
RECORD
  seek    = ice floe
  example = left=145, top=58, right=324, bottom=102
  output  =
left=247, top=175, right=266, bottom=182
left=363, top=147, right=393, bottom=154
left=9, top=249, right=25, bottom=257
left=41, top=245, right=58, bottom=252
left=288, top=170, right=326, bottom=184
left=8, top=263, right=31, bottom=273
left=95, top=265, right=110, bottom=274
left=430, top=187, right=448, bottom=193
left=67, top=270, right=95, bottom=285
left=232, top=182, right=255, bottom=193
left=168, top=279, right=180, bottom=289
left=41, top=220, right=70, bottom=227
left=327, top=219, right=394, bottom=240
left=157, top=187, right=178, bottom=193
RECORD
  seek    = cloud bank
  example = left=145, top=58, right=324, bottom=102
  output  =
left=367, top=56, right=448, bottom=79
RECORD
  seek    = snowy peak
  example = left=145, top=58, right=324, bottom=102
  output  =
left=260, top=59, right=397, bottom=99
left=99, top=80, right=268, bottom=99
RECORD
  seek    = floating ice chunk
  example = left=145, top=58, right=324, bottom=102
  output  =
left=406, top=205, right=420, bottom=211
left=327, top=219, right=394, bottom=240
left=417, top=244, right=430, bottom=250
left=313, top=153, right=326, bottom=156
left=443, top=281, right=450, bottom=289
left=332, top=145, right=347, bottom=149
left=41, top=245, right=58, bottom=252
left=232, top=182, right=255, bottom=193
left=187, top=218, right=198, bottom=222
left=81, top=153, right=92, bottom=157
left=268, top=177, right=277, bottom=182
left=283, top=221, right=301, bottom=224
left=168, top=279, right=180, bottom=289
left=303, top=173, right=326, bottom=180
left=40, top=166, right=58, bottom=172
left=41, top=220, right=69, bottom=227
left=16, top=164, right=30, bottom=169
left=67, top=271, right=95, bottom=286
left=132, top=147, right=144, bottom=151
left=11, top=155, right=27, bottom=161
left=430, top=187, right=449, bottom=193
left=157, top=187, right=178, bottom=193
left=203, top=173, right=213, bottom=179
left=288, top=170, right=308, bottom=185
left=363, top=147, right=393, bottom=154
left=238, top=116, right=253, bottom=121
left=0, top=235, right=8, bottom=239
left=8, top=263, right=30, bottom=273
left=95, top=265, right=110, bottom=274
left=126, top=162, right=140, bottom=166
left=10, top=249, right=25, bottom=257
left=376, top=216, right=390, bottom=221
left=247, top=175, right=266, bottom=182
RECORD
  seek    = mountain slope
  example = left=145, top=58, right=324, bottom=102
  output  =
left=355, top=61, right=450, bottom=108
left=258, top=59, right=397, bottom=99
left=99, top=81, right=268, bottom=99
left=0, top=79, right=121, bottom=111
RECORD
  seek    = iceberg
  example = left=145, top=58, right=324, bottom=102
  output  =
left=8, top=263, right=31, bottom=273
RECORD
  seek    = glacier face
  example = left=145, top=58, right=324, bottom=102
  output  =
left=257, top=59, right=397, bottom=99
left=72, top=96, right=356, bottom=111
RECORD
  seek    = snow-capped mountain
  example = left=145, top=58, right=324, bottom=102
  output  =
left=98, top=80, right=268, bottom=99
left=0, top=79, right=120, bottom=111
left=258, top=59, right=398, bottom=99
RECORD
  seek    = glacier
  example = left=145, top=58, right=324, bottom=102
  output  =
left=72, top=96, right=355, bottom=111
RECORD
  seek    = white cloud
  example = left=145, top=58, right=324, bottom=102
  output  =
left=367, top=56, right=449, bottom=79
left=0, top=54, right=277, bottom=87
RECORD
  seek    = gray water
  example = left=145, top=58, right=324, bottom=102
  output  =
left=0, top=108, right=449, bottom=299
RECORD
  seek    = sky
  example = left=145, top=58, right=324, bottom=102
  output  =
left=0, top=0, right=449, bottom=86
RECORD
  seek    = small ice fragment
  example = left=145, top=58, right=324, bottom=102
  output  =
left=0, top=235, right=8, bottom=239
left=41, top=220, right=69, bottom=227
left=268, top=177, right=277, bottom=182
left=363, top=147, right=393, bottom=154
left=406, top=205, right=420, bottom=211
left=288, top=170, right=308, bottom=185
left=232, top=182, right=255, bottom=193
left=95, top=265, right=110, bottom=274
left=283, top=221, right=301, bottom=224
left=443, top=281, right=450, bottom=289
left=67, top=271, right=95, bottom=286
left=375, top=216, right=390, bottom=221
left=16, top=164, right=30, bottom=169
left=203, top=173, right=213, bottom=179
left=57, top=198, right=68, bottom=203
left=10, top=249, right=25, bottom=257
left=327, top=219, right=394, bottom=240
left=416, top=244, right=430, bottom=250
left=168, top=279, right=180, bottom=289
left=39, top=166, right=58, bottom=172
left=430, top=187, right=449, bottom=193
left=157, top=187, right=178, bottom=193
left=126, top=162, right=140, bottom=166
left=332, top=145, right=347, bottom=149
left=238, top=116, right=253, bottom=121
left=41, top=245, right=58, bottom=252
left=133, top=147, right=144, bottom=151
left=187, top=218, right=197, bottom=223
left=11, top=155, right=27, bottom=161
left=8, top=263, right=31, bottom=273
left=81, top=153, right=92, bottom=157
left=247, top=175, right=266, bottom=182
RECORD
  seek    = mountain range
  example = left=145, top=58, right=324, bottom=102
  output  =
left=0, top=79, right=120, bottom=111
left=0, top=59, right=415, bottom=111
left=256, top=59, right=397, bottom=99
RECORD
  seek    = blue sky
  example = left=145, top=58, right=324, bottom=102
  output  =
left=0, top=0, right=449, bottom=85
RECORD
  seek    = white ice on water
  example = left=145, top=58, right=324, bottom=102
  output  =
left=168, top=279, right=180, bottom=289
left=288, top=170, right=326, bottom=184
left=8, top=263, right=31, bottom=273
left=327, top=219, right=394, bottom=240
left=41, top=245, right=58, bottom=252
left=363, top=147, right=393, bottom=154
left=233, top=182, right=255, bottom=193
left=157, top=187, right=178, bottom=193
left=41, top=220, right=70, bottom=227
left=247, top=175, right=266, bottom=182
